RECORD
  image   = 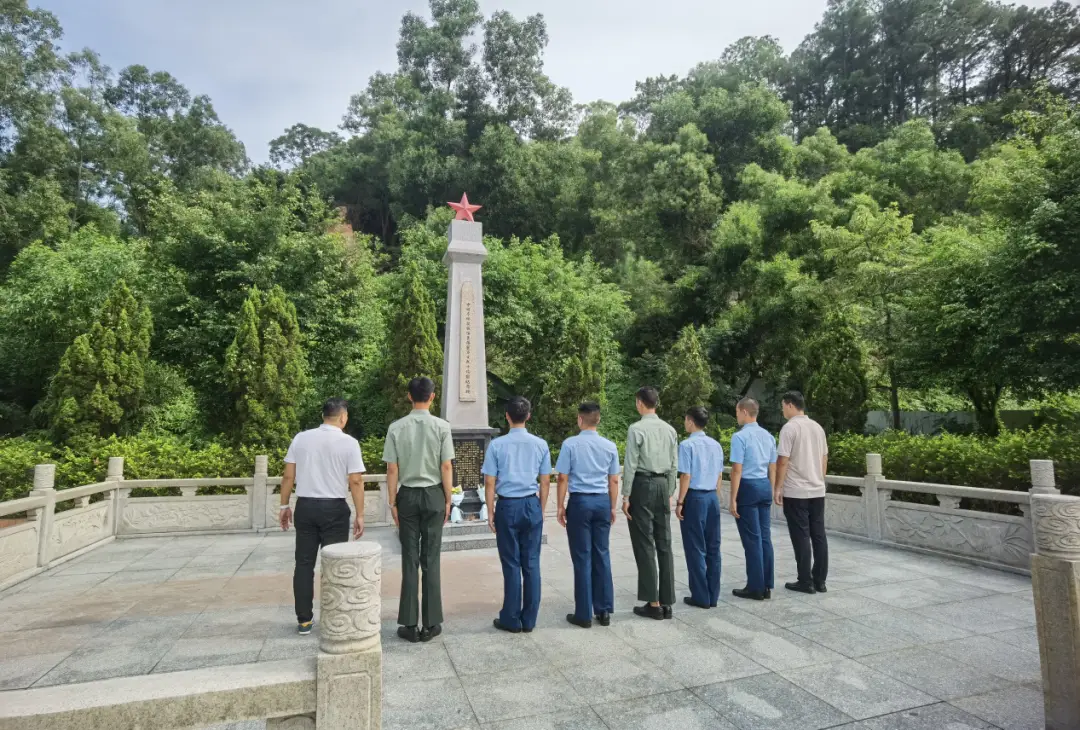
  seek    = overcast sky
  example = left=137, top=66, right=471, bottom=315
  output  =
left=36, top=0, right=1061, bottom=162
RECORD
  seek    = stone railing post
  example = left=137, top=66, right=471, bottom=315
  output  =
left=1031, top=459, right=1060, bottom=496
left=378, top=480, right=391, bottom=524
left=1030, top=492, right=1080, bottom=729
left=28, top=464, right=56, bottom=567
left=317, top=541, right=382, bottom=729
left=863, top=453, right=884, bottom=541
left=252, top=455, right=268, bottom=530
left=107, top=457, right=126, bottom=536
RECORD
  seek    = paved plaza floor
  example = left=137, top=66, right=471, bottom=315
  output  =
left=0, top=512, right=1044, bottom=729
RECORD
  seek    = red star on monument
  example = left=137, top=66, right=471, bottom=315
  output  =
left=448, top=193, right=482, bottom=222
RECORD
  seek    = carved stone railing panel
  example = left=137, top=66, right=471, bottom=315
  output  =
left=0, top=523, right=39, bottom=585
left=881, top=502, right=1032, bottom=569
left=824, top=494, right=868, bottom=537
left=120, top=496, right=249, bottom=534
left=1031, top=494, right=1080, bottom=560
left=50, top=503, right=111, bottom=561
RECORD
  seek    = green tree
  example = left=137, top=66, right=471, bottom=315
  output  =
left=661, top=326, right=715, bottom=431
left=225, top=287, right=309, bottom=450
left=802, top=314, right=870, bottom=433
left=45, top=279, right=152, bottom=441
left=383, top=263, right=443, bottom=419
left=531, top=316, right=606, bottom=444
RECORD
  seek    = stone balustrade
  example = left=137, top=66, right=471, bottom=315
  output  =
left=0, top=456, right=391, bottom=590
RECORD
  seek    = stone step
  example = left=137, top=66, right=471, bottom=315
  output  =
left=441, top=532, right=549, bottom=552
left=443, top=521, right=492, bottom=536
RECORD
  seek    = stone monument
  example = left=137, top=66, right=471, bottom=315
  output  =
left=442, top=194, right=499, bottom=519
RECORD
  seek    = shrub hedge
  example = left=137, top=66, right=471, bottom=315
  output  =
left=1, top=426, right=1075, bottom=504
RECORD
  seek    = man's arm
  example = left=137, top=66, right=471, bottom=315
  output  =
left=728, top=463, right=742, bottom=518
left=667, top=432, right=679, bottom=498
left=279, top=462, right=296, bottom=530
left=539, top=474, right=550, bottom=515
left=607, top=474, right=619, bottom=524
left=822, top=454, right=829, bottom=481
left=774, top=456, right=789, bottom=506
left=676, top=473, right=691, bottom=521
left=556, top=473, right=569, bottom=526
left=768, top=462, right=777, bottom=491
left=440, top=459, right=454, bottom=523
left=622, top=427, right=638, bottom=519
left=484, top=474, right=497, bottom=533
left=349, top=473, right=365, bottom=538
left=386, top=463, right=399, bottom=526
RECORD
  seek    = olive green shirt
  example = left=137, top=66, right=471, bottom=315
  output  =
left=623, top=414, right=679, bottom=497
left=382, top=410, right=455, bottom=488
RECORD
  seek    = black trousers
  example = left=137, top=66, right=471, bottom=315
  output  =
left=783, top=496, right=828, bottom=587
left=293, top=497, right=350, bottom=624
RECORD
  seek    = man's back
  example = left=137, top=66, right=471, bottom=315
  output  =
left=778, top=415, right=828, bottom=499
left=384, top=410, right=455, bottom=486
left=286, top=424, right=364, bottom=498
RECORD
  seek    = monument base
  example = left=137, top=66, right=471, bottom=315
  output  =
left=450, top=427, right=500, bottom=520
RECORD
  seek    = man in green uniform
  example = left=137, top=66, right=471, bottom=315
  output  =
left=383, top=376, right=455, bottom=643
left=622, top=386, right=679, bottom=620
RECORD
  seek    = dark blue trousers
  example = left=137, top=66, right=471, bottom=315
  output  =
left=680, top=489, right=721, bottom=606
left=566, top=493, right=614, bottom=622
left=735, top=477, right=775, bottom=595
left=494, top=495, right=543, bottom=631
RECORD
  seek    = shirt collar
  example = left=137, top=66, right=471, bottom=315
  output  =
left=688, top=431, right=706, bottom=439
left=510, top=427, right=527, bottom=433
left=409, top=409, right=432, bottom=417
left=578, top=429, right=598, bottom=437
left=739, top=422, right=759, bottom=431
left=319, top=424, right=342, bottom=432
left=641, top=413, right=659, bottom=420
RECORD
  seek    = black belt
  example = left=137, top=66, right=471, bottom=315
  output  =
left=401, top=484, right=441, bottom=489
left=497, top=493, right=538, bottom=500
left=637, top=471, right=668, bottom=478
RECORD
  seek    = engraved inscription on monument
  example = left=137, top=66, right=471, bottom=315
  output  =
left=459, top=280, right=477, bottom=402
left=452, top=439, right=484, bottom=488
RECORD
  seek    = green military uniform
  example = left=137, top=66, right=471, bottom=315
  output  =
left=623, top=413, right=679, bottom=606
left=384, top=409, right=455, bottom=628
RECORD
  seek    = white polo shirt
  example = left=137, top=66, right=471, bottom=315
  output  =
left=284, top=424, right=365, bottom=499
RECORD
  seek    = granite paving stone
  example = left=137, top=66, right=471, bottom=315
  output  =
left=445, top=633, right=547, bottom=676
left=34, top=638, right=173, bottom=686
left=790, top=591, right=891, bottom=618
left=723, top=594, right=842, bottom=626
left=152, top=636, right=265, bottom=673
left=0, top=652, right=69, bottom=690
left=608, top=612, right=706, bottom=649
left=780, top=659, right=938, bottom=720
left=694, top=614, right=846, bottom=672
left=383, top=676, right=478, bottom=730
left=858, top=646, right=1014, bottom=700
left=786, top=618, right=920, bottom=658
left=459, top=665, right=586, bottom=724
left=950, top=684, right=1046, bottom=730
left=831, top=702, right=996, bottom=729
left=479, top=708, right=608, bottom=730
left=383, top=642, right=457, bottom=683
left=848, top=607, right=972, bottom=643
left=642, top=636, right=769, bottom=687
left=694, top=672, right=852, bottom=730
left=556, top=653, right=684, bottom=703
left=987, top=625, right=1040, bottom=653
left=525, top=624, right=639, bottom=666
left=592, top=689, right=738, bottom=730
left=928, top=635, right=1043, bottom=683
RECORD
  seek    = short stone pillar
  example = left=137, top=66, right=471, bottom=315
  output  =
left=1031, top=459, right=1060, bottom=496
left=317, top=541, right=382, bottom=729
left=107, top=457, right=125, bottom=536
left=252, top=455, right=268, bottom=530
left=863, top=453, right=884, bottom=541
left=1030, top=492, right=1080, bottom=729
left=29, top=464, right=56, bottom=567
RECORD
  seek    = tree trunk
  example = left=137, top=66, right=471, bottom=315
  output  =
left=968, top=385, right=1003, bottom=436
left=889, top=365, right=901, bottom=431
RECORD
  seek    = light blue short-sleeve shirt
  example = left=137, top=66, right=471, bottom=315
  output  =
left=677, top=431, right=724, bottom=491
left=481, top=428, right=552, bottom=498
left=554, top=430, right=621, bottom=495
left=729, top=422, right=778, bottom=481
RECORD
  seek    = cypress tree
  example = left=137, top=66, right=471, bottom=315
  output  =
left=661, top=325, right=715, bottom=432
left=225, top=286, right=309, bottom=450
left=383, top=264, right=443, bottom=419
left=46, top=279, right=152, bottom=441
left=533, top=316, right=605, bottom=444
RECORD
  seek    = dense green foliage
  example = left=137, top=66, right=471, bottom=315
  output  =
left=0, top=0, right=1078, bottom=490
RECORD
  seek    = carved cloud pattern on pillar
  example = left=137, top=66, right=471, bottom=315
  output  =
left=319, top=542, right=382, bottom=654
left=1032, top=494, right=1080, bottom=560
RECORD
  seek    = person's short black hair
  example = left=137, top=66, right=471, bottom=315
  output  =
left=408, top=376, right=435, bottom=403
left=636, top=386, right=659, bottom=410
left=782, top=390, right=806, bottom=411
left=686, top=406, right=709, bottom=429
left=737, top=397, right=760, bottom=418
left=323, top=398, right=348, bottom=420
left=578, top=402, right=601, bottom=427
left=505, top=396, right=531, bottom=425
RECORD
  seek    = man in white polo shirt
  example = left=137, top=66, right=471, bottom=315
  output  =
left=775, top=390, right=829, bottom=595
left=279, top=398, right=366, bottom=634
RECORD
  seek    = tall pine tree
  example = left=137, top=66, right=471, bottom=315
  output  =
left=661, top=325, right=715, bottom=432
left=383, top=264, right=443, bottom=419
left=46, top=279, right=152, bottom=441
left=225, top=286, right=309, bottom=450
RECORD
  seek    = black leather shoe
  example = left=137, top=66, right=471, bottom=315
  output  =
left=633, top=604, right=665, bottom=620
left=566, top=614, right=592, bottom=628
left=815, top=583, right=827, bottom=593
left=595, top=612, right=611, bottom=627
left=493, top=619, right=520, bottom=634
left=683, top=596, right=711, bottom=609
left=420, top=624, right=441, bottom=642
left=765, top=589, right=772, bottom=600
left=785, top=581, right=816, bottom=594
left=732, top=587, right=766, bottom=601
left=662, top=605, right=673, bottom=619
left=397, top=625, right=421, bottom=643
